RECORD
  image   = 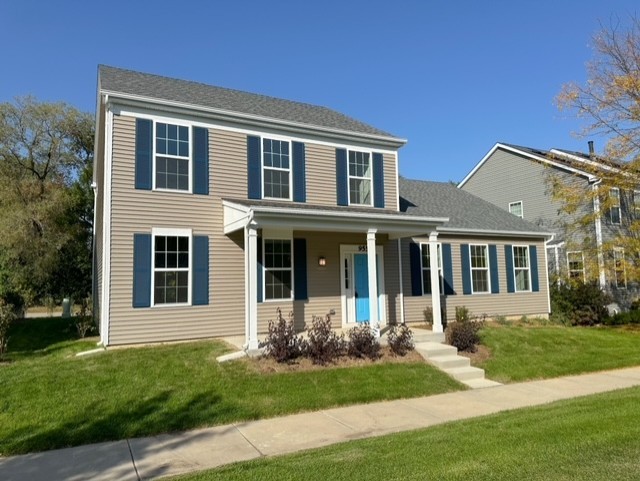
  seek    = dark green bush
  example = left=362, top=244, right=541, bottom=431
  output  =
left=387, top=324, right=414, bottom=356
left=550, top=282, right=610, bottom=326
left=264, top=308, right=306, bottom=363
left=446, top=320, right=482, bottom=353
left=0, top=300, right=17, bottom=361
left=306, top=314, right=346, bottom=365
left=347, top=324, right=381, bottom=360
left=603, top=311, right=640, bottom=326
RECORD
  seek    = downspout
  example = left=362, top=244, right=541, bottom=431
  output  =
left=397, top=238, right=405, bottom=325
left=591, top=180, right=606, bottom=289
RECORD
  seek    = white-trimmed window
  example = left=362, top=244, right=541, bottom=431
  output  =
left=609, top=188, right=621, bottom=224
left=348, top=150, right=372, bottom=206
left=421, top=243, right=443, bottom=295
left=152, top=228, right=191, bottom=305
left=513, top=245, right=531, bottom=292
left=633, top=190, right=640, bottom=219
left=470, top=244, right=490, bottom=293
left=567, top=251, right=585, bottom=281
left=262, top=138, right=291, bottom=200
left=509, top=201, right=523, bottom=218
left=264, top=239, right=293, bottom=300
left=155, top=122, right=190, bottom=191
left=614, top=247, right=626, bottom=289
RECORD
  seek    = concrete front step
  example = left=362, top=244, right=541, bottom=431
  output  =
left=428, top=354, right=470, bottom=370
left=447, top=366, right=486, bottom=381
left=415, top=341, right=457, bottom=358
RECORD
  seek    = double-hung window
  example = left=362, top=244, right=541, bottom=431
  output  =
left=634, top=190, right=640, bottom=220
left=470, top=244, right=490, bottom=293
left=567, top=251, right=585, bottom=281
left=155, top=122, right=190, bottom=191
left=348, top=150, right=372, bottom=206
left=509, top=201, right=523, bottom=218
left=513, top=246, right=531, bottom=292
left=614, top=247, right=626, bottom=289
left=264, top=239, right=292, bottom=300
left=421, top=243, right=443, bottom=294
left=263, top=139, right=291, bottom=200
left=153, top=229, right=191, bottom=305
left=609, top=188, right=621, bottom=224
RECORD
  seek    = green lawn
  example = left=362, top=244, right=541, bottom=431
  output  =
left=168, top=386, right=640, bottom=481
left=477, top=323, right=640, bottom=383
left=0, top=317, right=463, bottom=456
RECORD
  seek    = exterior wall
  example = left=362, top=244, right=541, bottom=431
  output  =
left=93, top=105, right=106, bottom=324
left=401, top=235, right=550, bottom=323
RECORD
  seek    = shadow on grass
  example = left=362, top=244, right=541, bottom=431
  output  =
left=7, top=317, right=79, bottom=355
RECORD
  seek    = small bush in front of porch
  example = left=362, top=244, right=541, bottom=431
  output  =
left=387, top=324, right=414, bottom=356
left=446, top=309, right=484, bottom=353
left=306, top=314, right=346, bottom=365
left=347, top=324, right=381, bottom=360
left=264, top=308, right=306, bottom=363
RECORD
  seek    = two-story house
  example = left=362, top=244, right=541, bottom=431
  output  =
left=94, top=66, right=551, bottom=348
left=459, top=142, right=635, bottom=304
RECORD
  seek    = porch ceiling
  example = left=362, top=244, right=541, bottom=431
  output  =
left=222, top=198, right=448, bottom=238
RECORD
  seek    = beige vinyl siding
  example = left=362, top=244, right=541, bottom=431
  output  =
left=108, top=116, right=246, bottom=345
left=401, top=235, right=549, bottom=323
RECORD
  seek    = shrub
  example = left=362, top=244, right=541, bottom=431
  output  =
left=306, top=314, right=346, bottom=365
left=74, top=297, right=95, bottom=339
left=455, top=306, right=471, bottom=322
left=387, top=324, right=414, bottom=356
left=347, top=324, right=381, bottom=360
left=446, top=319, right=483, bottom=353
left=494, top=315, right=509, bottom=326
left=603, top=311, right=640, bottom=326
left=550, top=282, right=610, bottom=326
left=0, top=300, right=17, bottom=361
left=423, top=307, right=433, bottom=324
left=264, top=308, right=306, bottom=363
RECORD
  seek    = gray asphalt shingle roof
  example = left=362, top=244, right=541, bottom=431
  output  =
left=399, top=178, right=548, bottom=234
left=99, top=65, right=398, bottom=139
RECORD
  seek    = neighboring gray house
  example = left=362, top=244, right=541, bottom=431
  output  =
left=458, top=142, right=634, bottom=303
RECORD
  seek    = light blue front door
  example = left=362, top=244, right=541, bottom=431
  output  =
left=354, top=254, right=370, bottom=323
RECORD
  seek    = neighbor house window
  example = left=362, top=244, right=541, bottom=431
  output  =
left=348, top=150, right=372, bottom=205
left=153, top=230, right=191, bottom=305
left=614, top=247, right=626, bottom=289
left=609, top=188, right=621, bottom=224
left=155, top=122, right=190, bottom=191
left=263, top=138, right=291, bottom=199
left=509, top=201, right=523, bottom=218
left=567, top=251, right=585, bottom=281
left=513, top=245, right=531, bottom=292
left=264, top=239, right=292, bottom=300
left=634, top=190, right=640, bottom=219
left=470, top=244, right=490, bottom=293
left=421, top=243, right=443, bottom=295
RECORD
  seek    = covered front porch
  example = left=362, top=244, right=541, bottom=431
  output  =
left=223, top=199, right=449, bottom=350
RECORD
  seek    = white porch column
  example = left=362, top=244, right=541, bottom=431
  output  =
left=246, top=222, right=259, bottom=350
left=367, top=229, right=380, bottom=337
left=429, top=232, right=443, bottom=333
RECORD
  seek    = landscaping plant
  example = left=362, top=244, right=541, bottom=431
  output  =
left=550, top=282, right=610, bottom=326
left=387, top=324, right=414, bottom=356
left=347, top=324, right=381, bottom=360
left=305, top=314, right=346, bottom=365
left=0, top=300, right=17, bottom=361
left=264, top=308, right=306, bottom=363
left=446, top=308, right=484, bottom=352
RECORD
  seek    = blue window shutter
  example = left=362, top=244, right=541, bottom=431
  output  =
left=193, top=127, right=209, bottom=195
left=135, top=118, right=152, bottom=190
left=505, top=245, right=515, bottom=293
left=373, top=152, right=385, bottom=208
left=293, top=238, right=308, bottom=300
left=247, top=136, right=261, bottom=199
left=292, top=141, right=306, bottom=202
left=460, top=244, right=472, bottom=295
left=257, top=237, right=263, bottom=303
left=132, top=233, right=151, bottom=307
left=192, top=235, right=209, bottom=305
left=530, top=245, right=540, bottom=292
left=442, top=243, right=455, bottom=295
left=336, top=148, right=348, bottom=206
left=409, top=242, right=423, bottom=296
left=489, top=244, right=500, bottom=294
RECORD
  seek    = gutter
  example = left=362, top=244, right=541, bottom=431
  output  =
left=437, top=226, right=554, bottom=240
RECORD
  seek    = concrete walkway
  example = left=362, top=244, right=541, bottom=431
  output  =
left=2, top=367, right=640, bottom=481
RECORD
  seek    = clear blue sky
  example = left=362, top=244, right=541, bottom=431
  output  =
left=2, top=1, right=638, bottom=182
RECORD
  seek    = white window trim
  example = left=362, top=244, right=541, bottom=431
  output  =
left=609, top=187, right=621, bottom=224
left=469, top=243, right=491, bottom=294
left=613, top=247, right=627, bottom=289
left=262, top=236, right=294, bottom=302
left=261, top=136, right=293, bottom=201
left=634, top=190, right=640, bottom=218
left=420, top=242, right=443, bottom=295
left=509, top=201, right=523, bottom=218
left=567, top=251, right=586, bottom=282
left=151, top=227, right=193, bottom=307
left=152, top=120, right=193, bottom=194
left=512, top=245, right=532, bottom=293
left=347, top=149, right=374, bottom=207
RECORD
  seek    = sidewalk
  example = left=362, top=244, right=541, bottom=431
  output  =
left=2, top=366, right=640, bottom=481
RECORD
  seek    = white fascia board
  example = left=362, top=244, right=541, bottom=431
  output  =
left=437, top=226, right=554, bottom=240
left=101, top=90, right=407, bottom=149
left=549, top=149, right=621, bottom=175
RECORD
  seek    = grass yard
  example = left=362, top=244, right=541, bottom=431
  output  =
left=0, top=317, right=463, bottom=456
left=167, top=386, right=640, bottom=481
left=476, top=323, right=640, bottom=383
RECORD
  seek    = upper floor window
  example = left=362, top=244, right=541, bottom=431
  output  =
left=470, top=244, right=490, bottom=293
left=509, top=201, right=523, bottom=218
left=348, top=151, right=372, bottom=206
left=155, top=123, right=190, bottom=191
left=609, top=188, right=621, bottom=224
left=567, top=251, right=585, bottom=282
left=613, top=247, right=626, bottom=289
left=421, top=243, right=443, bottom=295
left=633, top=190, right=640, bottom=219
left=264, top=239, right=292, bottom=300
left=512, top=245, right=531, bottom=292
left=153, top=229, right=191, bottom=305
left=263, top=139, right=291, bottom=200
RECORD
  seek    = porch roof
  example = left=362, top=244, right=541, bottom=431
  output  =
left=222, top=198, right=449, bottom=238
